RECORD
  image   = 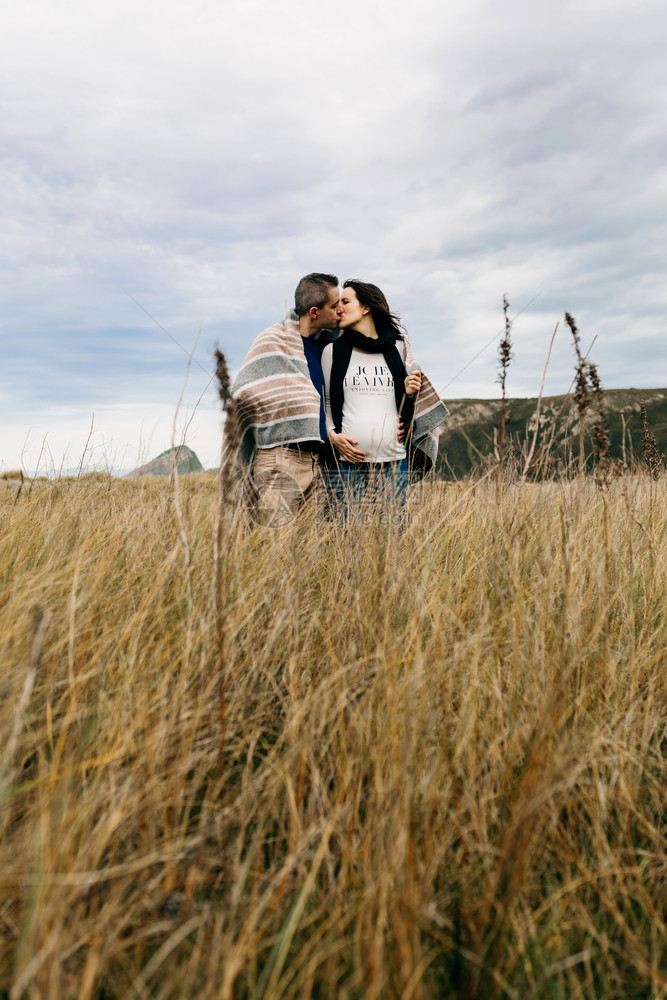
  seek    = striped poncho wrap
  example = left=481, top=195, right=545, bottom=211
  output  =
left=393, top=332, right=450, bottom=473
left=221, top=312, right=450, bottom=485
left=221, top=313, right=320, bottom=487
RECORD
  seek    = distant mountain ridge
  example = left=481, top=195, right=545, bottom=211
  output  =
left=436, top=387, right=667, bottom=478
left=125, top=446, right=203, bottom=479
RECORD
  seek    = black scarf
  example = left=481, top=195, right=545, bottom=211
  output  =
left=329, top=328, right=415, bottom=434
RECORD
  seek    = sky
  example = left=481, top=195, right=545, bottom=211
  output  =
left=2, top=0, right=666, bottom=473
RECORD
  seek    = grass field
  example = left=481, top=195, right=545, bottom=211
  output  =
left=1, top=472, right=665, bottom=999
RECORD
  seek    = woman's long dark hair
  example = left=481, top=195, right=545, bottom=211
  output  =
left=343, top=279, right=404, bottom=340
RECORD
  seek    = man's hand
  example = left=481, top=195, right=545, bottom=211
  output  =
left=328, top=430, right=366, bottom=463
left=405, top=371, right=422, bottom=396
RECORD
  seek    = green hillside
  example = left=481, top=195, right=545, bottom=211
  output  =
left=436, top=388, right=667, bottom=478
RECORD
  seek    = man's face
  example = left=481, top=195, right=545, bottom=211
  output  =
left=312, top=286, right=343, bottom=331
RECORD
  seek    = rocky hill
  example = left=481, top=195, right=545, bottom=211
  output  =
left=436, top=388, right=667, bottom=478
left=125, top=446, right=204, bottom=479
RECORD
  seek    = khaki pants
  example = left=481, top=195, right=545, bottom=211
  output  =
left=246, top=447, right=321, bottom=527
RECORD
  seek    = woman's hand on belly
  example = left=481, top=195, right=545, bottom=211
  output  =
left=397, top=417, right=406, bottom=444
left=328, top=430, right=366, bottom=464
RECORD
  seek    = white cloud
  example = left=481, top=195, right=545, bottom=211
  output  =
left=3, top=397, right=224, bottom=477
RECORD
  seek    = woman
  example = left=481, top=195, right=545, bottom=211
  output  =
left=321, top=279, right=448, bottom=521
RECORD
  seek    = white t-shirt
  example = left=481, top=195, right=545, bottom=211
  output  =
left=321, top=345, right=406, bottom=463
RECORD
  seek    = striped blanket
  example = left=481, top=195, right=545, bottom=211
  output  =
left=221, top=311, right=449, bottom=484
left=221, top=312, right=319, bottom=486
left=399, top=334, right=450, bottom=473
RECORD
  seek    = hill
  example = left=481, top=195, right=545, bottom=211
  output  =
left=125, top=445, right=203, bottom=479
left=436, top=387, right=667, bottom=478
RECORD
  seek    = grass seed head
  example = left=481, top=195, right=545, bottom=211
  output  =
left=589, top=362, right=611, bottom=486
left=640, top=398, right=663, bottom=480
left=214, top=347, right=232, bottom=410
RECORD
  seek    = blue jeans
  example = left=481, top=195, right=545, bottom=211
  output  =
left=323, top=458, right=408, bottom=525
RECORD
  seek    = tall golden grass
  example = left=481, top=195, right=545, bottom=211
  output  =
left=1, top=472, right=665, bottom=999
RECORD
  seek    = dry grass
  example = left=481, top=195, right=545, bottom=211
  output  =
left=1, top=472, right=665, bottom=999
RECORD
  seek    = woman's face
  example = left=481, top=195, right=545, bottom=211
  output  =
left=339, top=286, right=368, bottom=329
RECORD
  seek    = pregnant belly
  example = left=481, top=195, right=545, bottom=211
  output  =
left=342, top=415, right=405, bottom=462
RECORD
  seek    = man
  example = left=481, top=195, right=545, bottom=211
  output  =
left=221, top=273, right=342, bottom=525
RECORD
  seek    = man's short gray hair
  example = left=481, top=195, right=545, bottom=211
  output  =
left=294, top=273, right=339, bottom=317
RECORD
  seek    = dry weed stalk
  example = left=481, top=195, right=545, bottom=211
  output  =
left=214, top=346, right=240, bottom=500
left=565, top=311, right=590, bottom=475
left=640, top=398, right=663, bottom=481
left=212, top=346, right=240, bottom=728
left=588, top=361, right=611, bottom=487
left=495, top=295, right=513, bottom=496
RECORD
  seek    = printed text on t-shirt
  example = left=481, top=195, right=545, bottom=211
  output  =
left=344, top=364, right=394, bottom=391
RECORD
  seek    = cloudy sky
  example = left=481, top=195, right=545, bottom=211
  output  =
left=2, top=0, right=666, bottom=473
